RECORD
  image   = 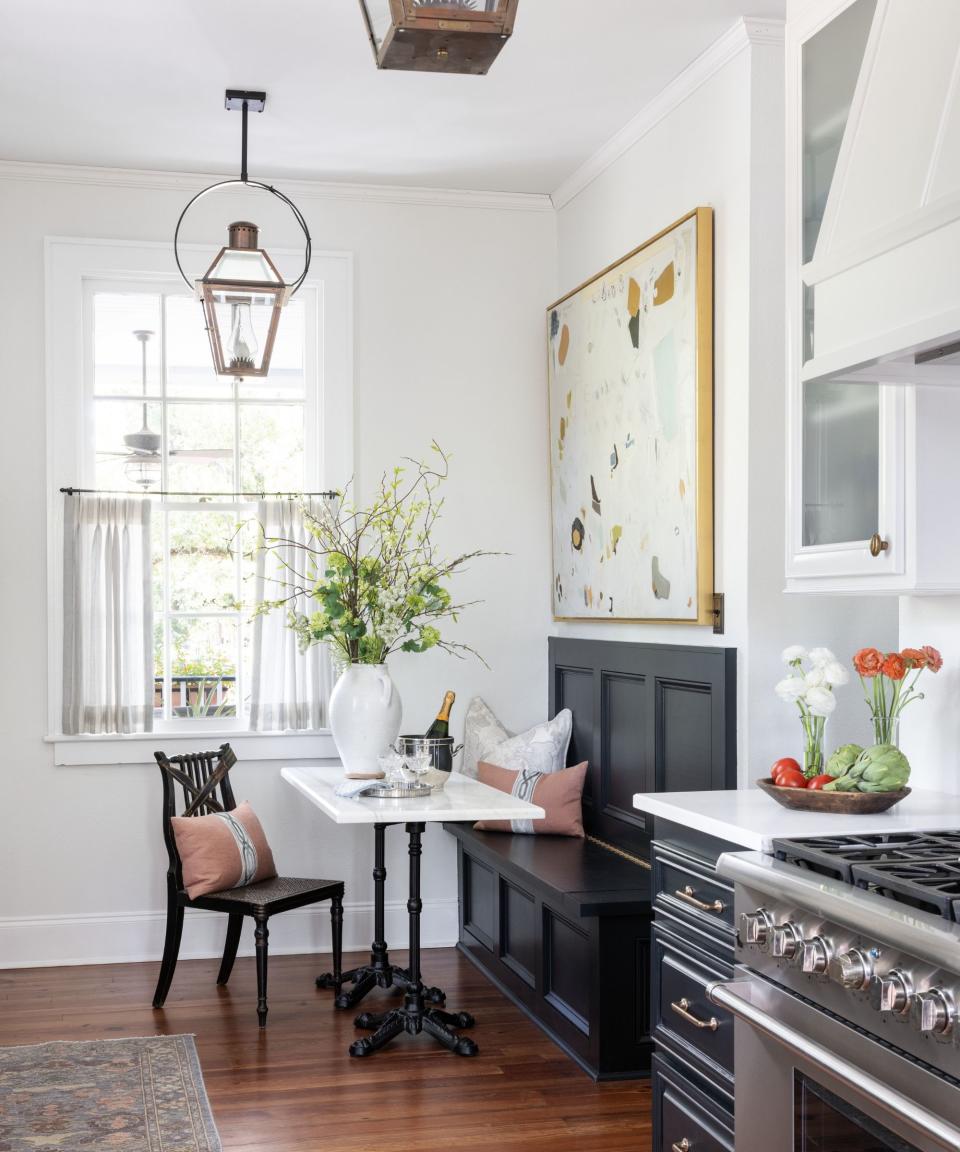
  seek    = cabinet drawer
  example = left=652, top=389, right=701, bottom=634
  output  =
left=653, top=1054, right=734, bottom=1152
left=653, top=845, right=734, bottom=939
left=653, top=924, right=734, bottom=1089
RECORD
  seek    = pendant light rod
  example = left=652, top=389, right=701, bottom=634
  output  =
left=224, top=90, right=266, bottom=184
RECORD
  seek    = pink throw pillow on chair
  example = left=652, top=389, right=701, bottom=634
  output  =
left=474, top=760, right=587, bottom=837
left=171, top=802, right=277, bottom=899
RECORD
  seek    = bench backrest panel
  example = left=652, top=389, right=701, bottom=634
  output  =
left=549, top=637, right=737, bottom=858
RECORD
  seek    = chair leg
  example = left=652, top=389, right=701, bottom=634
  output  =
left=254, top=915, right=269, bottom=1028
left=153, top=899, right=184, bottom=1009
left=331, top=895, right=343, bottom=989
left=217, top=913, right=244, bottom=986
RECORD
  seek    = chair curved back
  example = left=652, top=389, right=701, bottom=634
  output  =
left=155, top=744, right=238, bottom=893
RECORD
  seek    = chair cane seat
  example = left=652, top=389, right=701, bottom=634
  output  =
left=195, top=875, right=344, bottom=911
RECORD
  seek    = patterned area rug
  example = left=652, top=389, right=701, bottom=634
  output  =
left=0, top=1034, right=221, bottom=1151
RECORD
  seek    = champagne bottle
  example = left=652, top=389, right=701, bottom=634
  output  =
left=425, top=690, right=456, bottom=738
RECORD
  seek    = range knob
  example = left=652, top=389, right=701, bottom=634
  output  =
left=870, top=969, right=913, bottom=1016
left=740, top=908, right=775, bottom=948
left=912, top=988, right=956, bottom=1037
left=799, top=936, right=832, bottom=975
left=770, top=922, right=803, bottom=961
left=828, top=948, right=873, bottom=990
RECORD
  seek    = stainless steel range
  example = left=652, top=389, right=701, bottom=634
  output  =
left=708, top=832, right=960, bottom=1152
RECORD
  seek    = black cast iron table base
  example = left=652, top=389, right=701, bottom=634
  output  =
left=321, top=821, right=478, bottom=1057
left=315, top=822, right=446, bottom=1009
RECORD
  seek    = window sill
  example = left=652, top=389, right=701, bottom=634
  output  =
left=47, top=730, right=338, bottom=766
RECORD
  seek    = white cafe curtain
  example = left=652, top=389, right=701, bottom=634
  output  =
left=249, top=499, right=335, bottom=732
left=62, top=494, right=154, bottom=735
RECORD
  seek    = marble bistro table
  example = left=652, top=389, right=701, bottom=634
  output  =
left=281, top=763, right=545, bottom=1057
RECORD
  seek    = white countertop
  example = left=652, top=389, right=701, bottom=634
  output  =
left=283, top=764, right=546, bottom=826
left=632, top=788, right=960, bottom=853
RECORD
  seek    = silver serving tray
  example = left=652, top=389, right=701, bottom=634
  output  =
left=367, top=781, right=433, bottom=799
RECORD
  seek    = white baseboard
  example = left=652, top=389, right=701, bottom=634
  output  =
left=0, top=898, right=460, bottom=969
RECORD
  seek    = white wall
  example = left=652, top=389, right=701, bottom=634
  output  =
left=898, top=598, right=960, bottom=792
left=552, top=27, right=896, bottom=782
left=0, top=168, right=556, bottom=966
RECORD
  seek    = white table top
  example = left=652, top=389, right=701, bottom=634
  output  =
left=632, top=787, right=960, bottom=853
left=282, top=764, right=546, bottom=826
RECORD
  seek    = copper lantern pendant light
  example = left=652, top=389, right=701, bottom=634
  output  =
left=173, top=91, right=312, bottom=379
left=358, top=1, right=519, bottom=75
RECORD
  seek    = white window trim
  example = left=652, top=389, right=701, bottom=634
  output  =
left=45, top=236, right=353, bottom=765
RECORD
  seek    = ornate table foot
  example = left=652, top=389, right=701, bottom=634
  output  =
left=315, top=971, right=342, bottom=991
left=334, top=969, right=378, bottom=1010
left=427, top=1007, right=475, bottom=1029
left=354, top=1010, right=389, bottom=1030
left=350, top=1011, right=406, bottom=1057
left=422, top=1008, right=479, bottom=1056
left=391, top=966, right=446, bottom=1004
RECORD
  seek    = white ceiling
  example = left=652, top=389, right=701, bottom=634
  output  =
left=0, top=0, right=784, bottom=195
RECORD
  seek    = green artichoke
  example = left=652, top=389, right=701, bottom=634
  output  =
left=852, top=744, right=911, bottom=792
left=823, top=744, right=910, bottom=793
left=826, top=744, right=863, bottom=778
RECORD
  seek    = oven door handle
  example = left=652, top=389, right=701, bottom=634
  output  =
left=708, top=980, right=960, bottom=1150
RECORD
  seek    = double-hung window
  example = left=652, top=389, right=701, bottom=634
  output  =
left=46, top=238, right=352, bottom=763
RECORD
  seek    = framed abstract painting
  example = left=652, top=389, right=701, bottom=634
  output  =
left=547, top=207, right=715, bottom=624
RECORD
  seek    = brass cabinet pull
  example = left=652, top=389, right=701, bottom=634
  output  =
left=869, top=533, right=889, bottom=557
left=672, top=1141, right=691, bottom=1152
left=670, top=997, right=719, bottom=1032
left=675, top=884, right=725, bottom=914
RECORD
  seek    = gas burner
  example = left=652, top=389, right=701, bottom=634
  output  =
left=772, top=831, right=960, bottom=883
left=852, top=858, right=960, bottom=921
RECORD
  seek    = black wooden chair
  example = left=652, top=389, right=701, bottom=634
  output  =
left=153, top=743, right=344, bottom=1027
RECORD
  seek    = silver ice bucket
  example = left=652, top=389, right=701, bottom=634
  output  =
left=394, top=734, right=463, bottom=788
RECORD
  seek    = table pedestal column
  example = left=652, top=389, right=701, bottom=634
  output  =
left=350, top=823, right=478, bottom=1057
left=317, top=822, right=444, bottom=1009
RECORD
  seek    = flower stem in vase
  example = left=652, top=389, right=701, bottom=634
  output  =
left=873, top=715, right=900, bottom=746
left=802, top=714, right=826, bottom=776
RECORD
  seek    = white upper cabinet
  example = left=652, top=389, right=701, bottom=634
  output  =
left=786, top=0, right=960, bottom=594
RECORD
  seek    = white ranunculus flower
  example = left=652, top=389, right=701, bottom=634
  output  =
left=805, top=685, right=837, bottom=717
left=822, top=660, right=850, bottom=686
left=808, top=646, right=837, bottom=667
left=805, top=667, right=826, bottom=688
left=775, top=676, right=808, bottom=702
left=782, top=645, right=807, bottom=664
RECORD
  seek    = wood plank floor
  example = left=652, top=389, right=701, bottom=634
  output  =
left=0, top=948, right=651, bottom=1152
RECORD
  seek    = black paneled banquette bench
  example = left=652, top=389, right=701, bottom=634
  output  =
left=445, top=637, right=736, bottom=1080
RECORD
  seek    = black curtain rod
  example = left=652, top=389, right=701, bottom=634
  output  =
left=60, top=487, right=339, bottom=499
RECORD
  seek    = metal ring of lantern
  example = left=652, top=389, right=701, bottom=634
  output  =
left=172, top=178, right=312, bottom=296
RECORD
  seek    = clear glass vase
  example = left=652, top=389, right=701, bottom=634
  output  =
left=871, top=716, right=900, bottom=747
left=802, top=715, right=827, bottom=776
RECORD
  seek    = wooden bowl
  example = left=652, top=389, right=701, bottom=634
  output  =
left=756, top=777, right=911, bottom=814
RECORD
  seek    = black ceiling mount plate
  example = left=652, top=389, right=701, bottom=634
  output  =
left=224, top=90, right=266, bottom=113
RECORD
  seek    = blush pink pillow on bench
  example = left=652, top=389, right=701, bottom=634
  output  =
left=474, top=760, right=587, bottom=837
left=171, top=801, right=278, bottom=899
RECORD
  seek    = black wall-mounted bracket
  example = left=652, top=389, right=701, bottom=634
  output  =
left=224, top=90, right=266, bottom=113
left=712, top=593, right=725, bottom=635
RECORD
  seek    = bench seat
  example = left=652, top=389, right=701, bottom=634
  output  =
left=444, top=822, right=653, bottom=1080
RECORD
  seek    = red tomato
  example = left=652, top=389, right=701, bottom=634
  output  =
left=805, top=775, right=833, bottom=790
left=776, top=769, right=807, bottom=789
left=770, top=757, right=802, bottom=783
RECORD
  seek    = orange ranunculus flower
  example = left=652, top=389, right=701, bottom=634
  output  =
left=922, top=645, right=944, bottom=673
left=900, top=647, right=928, bottom=669
left=853, top=647, right=884, bottom=677
left=881, top=653, right=908, bottom=681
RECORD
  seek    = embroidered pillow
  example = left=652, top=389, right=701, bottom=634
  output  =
left=460, top=697, right=573, bottom=780
left=474, top=760, right=587, bottom=837
left=171, top=802, right=277, bottom=899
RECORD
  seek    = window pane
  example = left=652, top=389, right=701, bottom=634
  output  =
left=94, top=293, right=161, bottom=396
left=238, top=299, right=306, bottom=400
left=802, top=380, right=879, bottom=546
left=168, top=616, right=238, bottom=718
left=166, top=402, right=235, bottom=493
left=168, top=511, right=238, bottom=611
left=94, top=397, right=163, bottom=491
left=165, top=295, right=234, bottom=399
left=240, top=405, right=305, bottom=492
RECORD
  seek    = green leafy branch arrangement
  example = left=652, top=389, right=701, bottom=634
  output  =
left=254, top=444, right=494, bottom=667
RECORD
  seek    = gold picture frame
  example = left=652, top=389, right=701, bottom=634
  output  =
left=546, top=207, right=715, bottom=625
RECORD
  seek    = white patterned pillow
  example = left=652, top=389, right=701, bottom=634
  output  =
left=459, top=697, right=573, bottom=780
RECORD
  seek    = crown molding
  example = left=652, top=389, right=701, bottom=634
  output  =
left=551, top=16, right=786, bottom=210
left=0, top=159, right=554, bottom=214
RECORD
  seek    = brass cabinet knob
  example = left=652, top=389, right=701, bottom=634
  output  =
left=869, top=533, right=889, bottom=557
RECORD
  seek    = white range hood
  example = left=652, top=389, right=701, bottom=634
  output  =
left=803, top=0, right=960, bottom=387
